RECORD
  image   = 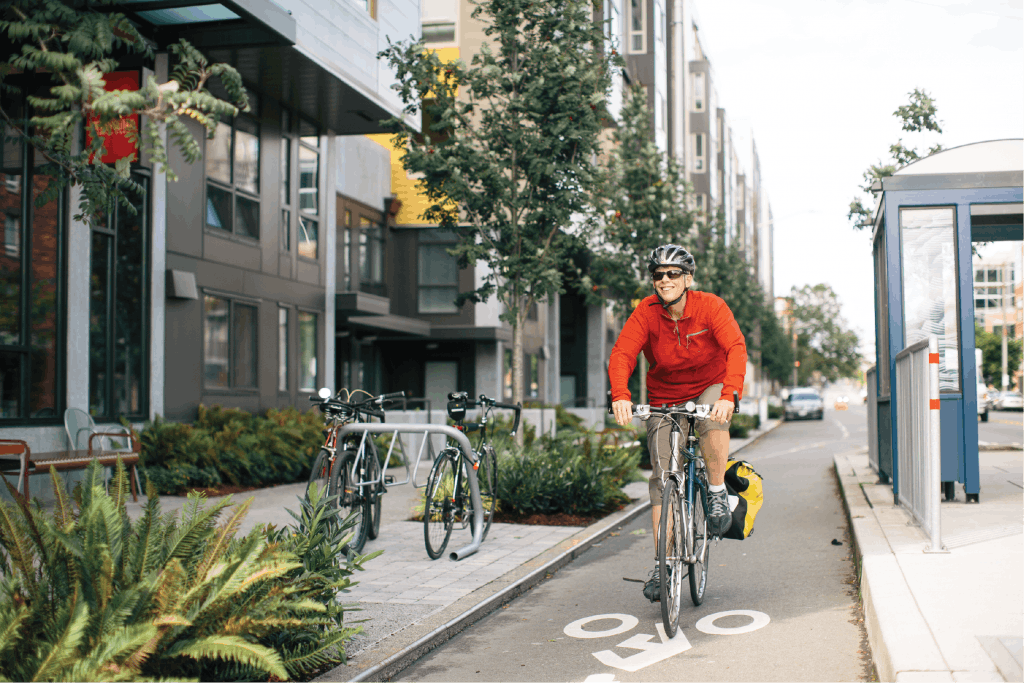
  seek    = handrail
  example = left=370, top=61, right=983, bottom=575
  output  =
left=336, top=423, right=485, bottom=561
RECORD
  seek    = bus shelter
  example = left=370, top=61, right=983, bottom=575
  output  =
left=870, top=139, right=1023, bottom=502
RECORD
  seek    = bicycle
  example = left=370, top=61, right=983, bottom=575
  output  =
left=633, top=391, right=740, bottom=638
left=308, top=388, right=405, bottom=553
left=422, top=392, right=521, bottom=560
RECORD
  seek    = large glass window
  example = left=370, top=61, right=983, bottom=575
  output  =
left=278, top=307, right=288, bottom=392
left=900, top=207, right=960, bottom=392
left=692, top=72, right=705, bottom=112
left=418, top=230, right=458, bottom=314
left=205, top=96, right=261, bottom=239
left=628, top=0, right=646, bottom=53
left=298, top=311, right=317, bottom=391
left=203, top=295, right=257, bottom=390
left=360, top=217, right=385, bottom=294
left=1, top=94, right=66, bottom=422
left=297, top=123, right=320, bottom=261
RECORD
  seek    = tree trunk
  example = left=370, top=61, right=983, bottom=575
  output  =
left=512, top=304, right=525, bottom=447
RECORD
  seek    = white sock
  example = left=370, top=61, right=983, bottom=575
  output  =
left=709, top=483, right=726, bottom=494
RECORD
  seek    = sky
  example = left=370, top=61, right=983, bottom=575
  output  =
left=690, top=0, right=1024, bottom=356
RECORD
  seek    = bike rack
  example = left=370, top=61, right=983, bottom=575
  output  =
left=336, top=423, right=485, bottom=561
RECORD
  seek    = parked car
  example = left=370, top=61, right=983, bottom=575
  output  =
left=996, top=391, right=1023, bottom=411
left=784, top=391, right=825, bottom=421
left=978, top=384, right=991, bottom=422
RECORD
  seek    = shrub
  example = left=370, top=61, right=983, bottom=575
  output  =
left=134, top=406, right=324, bottom=495
left=0, top=461, right=370, bottom=681
left=730, top=413, right=760, bottom=439
left=495, top=431, right=637, bottom=518
left=768, top=404, right=784, bottom=420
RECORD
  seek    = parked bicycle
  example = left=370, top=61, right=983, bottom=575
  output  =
left=422, top=392, right=521, bottom=560
left=632, top=391, right=740, bottom=637
left=308, top=388, right=405, bottom=553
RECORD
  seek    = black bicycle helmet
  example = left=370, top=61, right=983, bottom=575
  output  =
left=647, top=244, right=696, bottom=274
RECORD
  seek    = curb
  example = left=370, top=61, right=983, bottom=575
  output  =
left=730, top=418, right=784, bottom=457
left=341, top=498, right=652, bottom=682
left=979, top=442, right=1023, bottom=451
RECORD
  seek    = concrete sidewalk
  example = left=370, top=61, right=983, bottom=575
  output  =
left=834, top=448, right=1023, bottom=682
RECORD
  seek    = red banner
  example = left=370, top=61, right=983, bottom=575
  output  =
left=87, top=71, right=140, bottom=164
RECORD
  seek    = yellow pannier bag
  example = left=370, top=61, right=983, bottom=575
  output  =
left=722, top=459, right=763, bottom=540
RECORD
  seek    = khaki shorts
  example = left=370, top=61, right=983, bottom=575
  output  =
left=646, top=383, right=730, bottom=503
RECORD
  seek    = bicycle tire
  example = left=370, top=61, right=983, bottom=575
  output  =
left=659, top=478, right=685, bottom=638
left=689, top=482, right=710, bottom=606
left=365, top=441, right=383, bottom=540
left=334, top=450, right=369, bottom=554
left=308, top=448, right=334, bottom=500
left=469, top=445, right=497, bottom=541
left=423, top=449, right=457, bottom=560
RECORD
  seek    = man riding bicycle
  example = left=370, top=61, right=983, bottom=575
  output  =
left=608, top=244, right=747, bottom=602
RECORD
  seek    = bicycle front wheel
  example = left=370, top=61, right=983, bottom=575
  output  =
left=423, top=450, right=457, bottom=560
left=469, top=445, right=497, bottom=541
left=659, top=478, right=685, bottom=638
left=689, top=483, right=710, bottom=606
left=334, top=450, right=369, bottom=554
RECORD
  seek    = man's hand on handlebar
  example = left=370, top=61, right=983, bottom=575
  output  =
left=710, top=398, right=734, bottom=424
left=612, top=399, right=634, bottom=426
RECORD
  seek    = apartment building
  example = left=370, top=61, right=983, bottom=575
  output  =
left=0, top=0, right=418, bottom=487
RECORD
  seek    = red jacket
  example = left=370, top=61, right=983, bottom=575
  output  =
left=608, top=291, right=747, bottom=406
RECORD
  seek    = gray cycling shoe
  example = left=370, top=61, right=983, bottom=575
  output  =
left=708, top=488, right=732, bottom=537
left=642, top=565, right=671, bottom=602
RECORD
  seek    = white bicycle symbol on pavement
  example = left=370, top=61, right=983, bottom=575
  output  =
left=564, top=610, right=770, bottom=674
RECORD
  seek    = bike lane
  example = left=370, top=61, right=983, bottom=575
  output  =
left=399, top=408, right=872, bottom=681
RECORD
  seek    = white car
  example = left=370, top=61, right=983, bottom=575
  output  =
left=996, top=392, right=1024, bottom=411
left=978, top=384, right=991, bottom=422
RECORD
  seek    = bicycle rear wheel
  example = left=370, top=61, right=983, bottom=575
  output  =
left=659, top=478, right=685, bottom=638
left=423, top=449, right=457, bottom=560
left=469, top=445, right=497, bottom=541
left=333, top=450, right=369, bottom=554
left=365, top=442, right=383, bottom=540
left=689, top=483, right=710, bottom=606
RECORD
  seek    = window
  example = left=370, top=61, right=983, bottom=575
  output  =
left=695, top=194, right=708, bottom=217
left=278, top=307, right=289, bottom=392
left=418, top=230, right=458, bottom=313
left=203, top=295, right=257, bottom=390
left=422, top=21, right=455, bottom=43
left=692, top=133, right=706, bottom=172
left=281, top=113, right=292, bottom=251
left=297, top=123, right=320, bottom=259
left=205, top=96, right=261, bottom=239
left=360, top=216, right=385, bottom=294
left=691, top=72, right=705, bottom=112
left=502, top=348, right=512, bottom=400
left=528, top=354, right=539, bottom=399
left=352, top=0, right=377, bottom=19
left=341, top=209, right=352, bottom=290
left=90, top=177, right=149, bottom=419
left=716, top=116, right=723, bottom=153
left=0, top=104, right=66, bottom=421
left=298, top=311, right=318, bottom=391
left=628, top=0, right=646, bottom=53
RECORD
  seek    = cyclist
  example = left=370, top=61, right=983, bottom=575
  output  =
left=608, top=244, right=747, bottom=602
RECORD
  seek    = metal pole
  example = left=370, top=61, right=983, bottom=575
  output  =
left=336, top=423, right=485, bottom=561
left=926, top=335, right=946, bottom=553
left=1002, top=262, right=1009, bottom=390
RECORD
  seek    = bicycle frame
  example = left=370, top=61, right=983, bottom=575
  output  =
left=660, top=411, right=709, bottom=564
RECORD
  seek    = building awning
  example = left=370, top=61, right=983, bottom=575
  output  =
left=345, top=314, right=431, bottom=337
left=428, top=325, right=512, bottom=342
left=336, top=291, right=390, bottom=316
left=120, top=0, right=296, bottom=48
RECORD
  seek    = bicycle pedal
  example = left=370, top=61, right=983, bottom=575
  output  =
left=384, top=475, right=395, bottom=485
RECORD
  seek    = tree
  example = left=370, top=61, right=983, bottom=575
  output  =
left=759, top=304, right=793, bottom=384
left=975, top=324, right=1023, bottom=388
left=379, top=0, right=618, bottom=439
left=848, top=88, right=943, bottom=230
left=586, top=83, right=694, bottom=320
left=790, top=283, right=862, bottom=384
left=0, top=0, right=247, bottom=224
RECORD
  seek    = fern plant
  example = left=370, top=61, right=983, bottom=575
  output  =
left=0, top=462, right=369, bottom=681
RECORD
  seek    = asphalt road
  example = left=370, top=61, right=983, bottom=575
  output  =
left=979, top=409, right=1024, bottom=445
left=399, top=406, right=873, bottom=682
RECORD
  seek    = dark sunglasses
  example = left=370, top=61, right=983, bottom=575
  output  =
left=652, top=270, right=685, bottom=281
